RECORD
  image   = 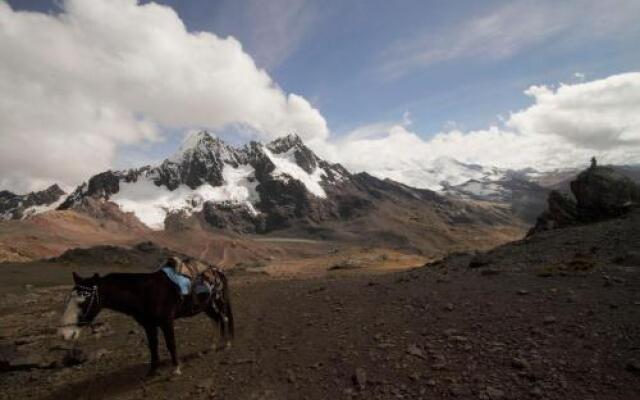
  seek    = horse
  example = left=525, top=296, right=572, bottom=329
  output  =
left=58, top=267, right=234, bottom=376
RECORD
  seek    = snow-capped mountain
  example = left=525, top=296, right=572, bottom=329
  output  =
left=59, top=131, right=350, bottom=231
left=365, top=157, right=551, bottom=223
left=366, top=157, right=508, bottom=192
left=441, top=174, right=550, bottom=223
left=3, top=132, right=537, bottom=252
left=0, top=184, right=66, bottom=220
left=4, top=132, right=637, bottom=255
left=55, top=130, right=527, bottom=252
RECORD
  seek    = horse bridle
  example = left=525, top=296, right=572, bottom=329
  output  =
left=59, top=284, right=100, bottom=328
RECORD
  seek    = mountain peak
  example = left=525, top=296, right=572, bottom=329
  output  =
left=43, top=184, right=65, bottom=196
left=0, top=184, right=66, bottom=220
left=168, top=130, right=228, bottom=163
left=176, top=129, right=213, bottom=147
left=267, top=133, right=304, bottom=153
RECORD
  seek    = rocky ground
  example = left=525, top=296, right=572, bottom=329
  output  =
left=1, top=211, right=639, bottom=399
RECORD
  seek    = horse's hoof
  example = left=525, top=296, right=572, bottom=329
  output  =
left=173, top=365, right=182, bottom=376
left=146, top=369, right=158, bottom=378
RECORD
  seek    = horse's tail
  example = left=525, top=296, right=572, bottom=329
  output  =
left=220, top=271, right=234, bottom=340
left=225, top=295, right=234, bottom=340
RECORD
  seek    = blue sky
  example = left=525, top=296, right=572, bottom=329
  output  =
left=151, top=0, right=640, bottom=135
left=2, top=0, right=639, bottom=192
left=9, top=0, right=640, bottom=136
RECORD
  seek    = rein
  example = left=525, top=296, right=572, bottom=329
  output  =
left=58, top=284, right=100, bottom=328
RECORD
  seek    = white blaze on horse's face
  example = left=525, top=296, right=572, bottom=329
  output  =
left=58, top=290, right=85, bottom=341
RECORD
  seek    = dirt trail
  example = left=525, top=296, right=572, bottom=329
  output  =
left=1, top=259, right=639, bottom=400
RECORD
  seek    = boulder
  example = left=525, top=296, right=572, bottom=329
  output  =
left=527, top=191, right=578, bottom=235
left=571, top=165, right=640, bottom=220
left=529, top=164, right=640, bottom=235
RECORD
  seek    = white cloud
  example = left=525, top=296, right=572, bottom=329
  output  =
left=378, top=0, right=640, bottom=79
left=1, top=1, right=638, bottom=196
left=0, top=0, right=327, bottom=193
left=318, top=72, right=640, bottom=189
left=508, top=73, right=640, bottom=149
left=241, top=0, right=317, bottom=69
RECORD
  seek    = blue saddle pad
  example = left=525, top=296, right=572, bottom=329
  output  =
left=161, top=267, right=191, bottom=295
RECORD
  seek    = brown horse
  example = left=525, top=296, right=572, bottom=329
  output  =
left=58, top=268, right=233, bottom=376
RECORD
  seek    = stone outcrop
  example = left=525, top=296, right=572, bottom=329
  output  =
left=571, top=165, right=640, bottom=220
left=528, top=164, right=640, bottom=235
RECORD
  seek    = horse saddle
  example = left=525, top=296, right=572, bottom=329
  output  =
left=161, top=257, right=223, bottom=300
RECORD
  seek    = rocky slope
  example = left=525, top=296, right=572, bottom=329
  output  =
left=0, top=184, right=65, bottom=221
left=1, top=206, right=638, bottom=399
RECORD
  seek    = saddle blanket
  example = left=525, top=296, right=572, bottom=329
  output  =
left=161, top=266, right=212, bottom=296
left=161, top=267, right=191, bottom=295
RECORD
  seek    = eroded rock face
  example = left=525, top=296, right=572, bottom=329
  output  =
left=202, top=202, right=265, bottom=233
left=529, top=191, right=579, bottom=234
left=67, top=197, right=148, bottom=231
left=529, top=165, right=640, bottom=235
left=0, top=184, right=65, bottom=220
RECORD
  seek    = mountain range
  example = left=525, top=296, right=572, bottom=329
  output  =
left=1, top=131, right=638, bottom=258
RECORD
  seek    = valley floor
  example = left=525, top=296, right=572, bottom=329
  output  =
left=1, top=248, right=639, bottom=399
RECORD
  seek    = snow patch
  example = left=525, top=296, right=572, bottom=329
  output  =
left=111, top=164, right=260, bottom=230
left=21, top=196, right=65, bottom=219
left=457, top=181, right=503, bottom=198
left=263, top=147, right=327, bottom=198
left=366, top=156, right=507, bottom=192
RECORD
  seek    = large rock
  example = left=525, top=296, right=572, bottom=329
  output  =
left=528, top=190, right=578, bottom=235
left=571, top=165, right=640, bottom=220
left=529, top=164, right=640, bottom=235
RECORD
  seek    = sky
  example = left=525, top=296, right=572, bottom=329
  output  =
left=1, top=0, right=640, bottom=193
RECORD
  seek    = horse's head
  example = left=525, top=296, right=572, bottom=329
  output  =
left=58, top=272, right=102, bottom=341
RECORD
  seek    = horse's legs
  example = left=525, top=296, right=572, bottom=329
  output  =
left=160, top=321, right=181, bottom=375
left=225, top=301, right=234, bottom=342
left=143, top=324, right=159, bottom=376
left=205, top=307, right=222, bottom=350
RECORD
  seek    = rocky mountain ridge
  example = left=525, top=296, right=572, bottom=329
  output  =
left=57, top=131, right=352, bottom=232
left=0, top=184, right=65, bottom=221
left=19, top=131, right=522, bottom=254
left=5, top=131, right=638, bottom=245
